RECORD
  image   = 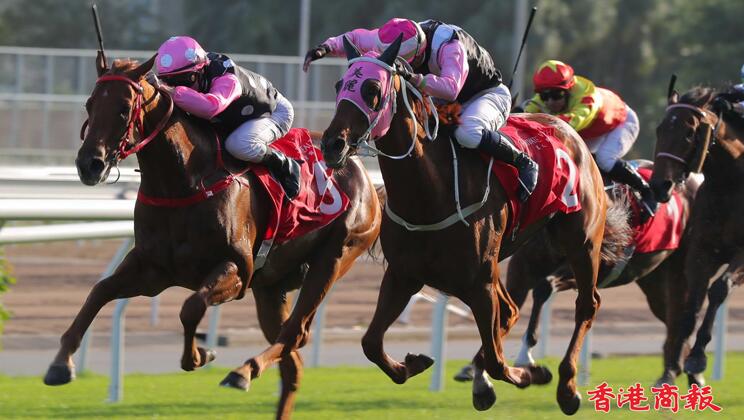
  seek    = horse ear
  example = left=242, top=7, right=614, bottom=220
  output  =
left=668, top=91, right=679, bottom=105
left=127, top=54, right=157, bottom=81
left=95, top=50, right=108, bottom=77
left=378, top=34, right=403, bottom=66
left=343, top=35, right=361, bottom=61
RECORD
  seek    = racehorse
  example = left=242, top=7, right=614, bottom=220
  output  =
left=320, top=36, right=626, bottom=415
left=43, top=54, right=381, bottom=420
left=504, top=164, right=701, bottom=387
left=651, top=85, right=744, bottom=386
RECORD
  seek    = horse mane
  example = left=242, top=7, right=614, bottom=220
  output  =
left=679, top=86, right=717, bottom=107
left=109, top=58, right=140, bottom=74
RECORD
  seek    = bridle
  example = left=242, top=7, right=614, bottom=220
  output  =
left=656, top=102, right=721, bottom=175
left=80, top=74, right=174, bottom=164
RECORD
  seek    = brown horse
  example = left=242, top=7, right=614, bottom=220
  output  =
left=651, top=86, right=744, bottom=386
left=320, top=38, right=619, bottom=415
left=43, top=54, right=381, bottom=420
left=504, top=164, right=701, bottom=388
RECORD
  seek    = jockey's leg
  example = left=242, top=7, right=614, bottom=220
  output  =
left=594, top=106, right=657, bottom=218
left=225, top=94, right=301, bottom=199
left=454, top=84, right=538, bottom=202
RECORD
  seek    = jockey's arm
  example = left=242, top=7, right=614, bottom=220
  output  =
left=323, top=28, right=380, bottom=56
left=523, top=96, right=548, bottom=113
left=171, top=73, right=242, bottom=120
left=558, top=95, right=597, bottom=132
left=411, top=41, right=468, bottom=102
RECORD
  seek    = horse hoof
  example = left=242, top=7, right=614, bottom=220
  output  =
left=472, top=387, right=497, bottom=411
left=558, top=391, right=581, bottom=415
left=453, top=364, right=474, bottom=382
left=684, top=355, right=707, bottom=375
left=404, top=353, right=435, bottom=378
left=198, top=347, right=217, bottom=366
left=43, top=363, right=75, bottom=386
left=654, top=373, right=675, bottom=388
left=528, top=365, right=553, bottom=385
left=687, top=373, right=706, bottom=387
left=219, top=371, right=250, bottom=391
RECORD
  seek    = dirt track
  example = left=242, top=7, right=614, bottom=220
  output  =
left=2, top=239, right=743, bottom=340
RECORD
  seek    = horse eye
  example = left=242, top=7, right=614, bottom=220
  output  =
left=361, top=80, right=381, bottom=111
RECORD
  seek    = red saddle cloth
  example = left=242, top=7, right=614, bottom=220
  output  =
left=628, top=168, right=685, bottom=253
left=488, top=116, right=582, bottom=236
left=252, top=128, right=350, bottom=244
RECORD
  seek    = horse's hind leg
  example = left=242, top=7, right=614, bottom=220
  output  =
left=44, top=250, right=166, bottom=385
left=361, top=268, right=429, bottom=384
left=685, top=250, right=744, bottom=382
left=550, top=211, right=602, bottom=415
left=179, top=260, right=244, bottom=371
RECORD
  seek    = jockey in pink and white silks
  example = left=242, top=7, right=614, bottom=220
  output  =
left=305, top=18, right=538, bottom=201
left=151, top=36, right=299, bottom=199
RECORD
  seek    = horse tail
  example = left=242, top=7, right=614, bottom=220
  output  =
left=600, top=194, right=633, bottom=264
left=367, top=185, right=387, bottom=262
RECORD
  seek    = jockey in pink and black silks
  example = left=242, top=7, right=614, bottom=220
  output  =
left=305, top=18, right=539, bottom=202
left=152, top=36, right=300, bottom=199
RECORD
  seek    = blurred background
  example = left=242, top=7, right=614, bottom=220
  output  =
left=1, top=2, right=743, bottom=417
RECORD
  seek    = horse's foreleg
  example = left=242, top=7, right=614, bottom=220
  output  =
left=466, top=260, right=532, bottom=389
left=685, top=250, right=744, bottom=380
left=180, top=261, right=243, bottom=371
left=515, top=277, right=555, bottom=368
left=552, top=213, right=602, bottom=416
left=44, top=250, right=164, bottom=385
left=361, top=267, right=427, bottom=384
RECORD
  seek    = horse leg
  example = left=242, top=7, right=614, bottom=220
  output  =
left=465, top=260, right=532, bottom=389
left=550, top=212, right=602, bottom=415
left=361, top=267, right=428, bottom=384
left=224, top=242, right=366, bottom=389
left=44, top=250, right=166, bottom=385
left=670, top=242, right=721, bottom=387
left=514, top=275, right=558, bottom=379
left=180, top=261, right=244, bottom=371
left=685, top=251, right=744, bottom=382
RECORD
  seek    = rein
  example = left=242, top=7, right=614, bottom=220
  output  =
left=345, top=56, right=493, bottom=231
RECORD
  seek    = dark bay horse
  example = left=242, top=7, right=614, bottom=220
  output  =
left=651, top=86, right=744, bottom=386
left=44, top=55, right=381, bottom=419
left=321, top=37, right=622, bottom=415
left=504, top=166, right=701, bottom=387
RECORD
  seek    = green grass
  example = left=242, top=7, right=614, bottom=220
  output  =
left=1, top=354, right=741, bottom=419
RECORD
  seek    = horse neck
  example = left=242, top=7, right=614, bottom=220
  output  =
left=703, top=122, right=744, bottom=190
left=375, top=93, right=487, bottom=219
left=135, top=86, right=219, bottom=197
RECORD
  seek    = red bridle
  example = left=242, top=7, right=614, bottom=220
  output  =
left=80, top=74, right=174, bottom=161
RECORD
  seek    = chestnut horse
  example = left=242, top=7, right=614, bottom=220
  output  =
left=504, top=165, right=701, bottom=387
left=651, top=86, right=744, bottom=386
left=321, top=37, right=618, bottom=415
left=43, top=55, right=381, bottom=420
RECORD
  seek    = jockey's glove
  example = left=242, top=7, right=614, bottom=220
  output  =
left=395, top=63, right=423, bottom=88
left=145, top=72, right=162, bottom=89
left=303, top=44, right=330, bottom=72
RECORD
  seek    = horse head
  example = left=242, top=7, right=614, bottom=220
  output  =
left=76, top=55, right=160, bottom=185
left=651, top=87, right=718, bottom=202
left=321, top=35, right=418, bottom=169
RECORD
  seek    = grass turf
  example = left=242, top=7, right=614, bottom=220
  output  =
left=0, top=354, right=740, bottom=419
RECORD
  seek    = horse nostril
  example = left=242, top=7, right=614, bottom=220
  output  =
left=89, top=158, right=105, bottom=175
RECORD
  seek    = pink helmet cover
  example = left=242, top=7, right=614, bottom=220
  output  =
left=336, top=52, right=396, bottom=139
left=377, top=18, right=425, bottom=63
left=156, top=36, right=208, bottom=75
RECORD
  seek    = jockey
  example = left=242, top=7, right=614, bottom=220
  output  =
left=304, top=18, right=539, bottom=202
left=524, top=60, right=658, bottom=217
left=150, top=36, right=300, bottom=199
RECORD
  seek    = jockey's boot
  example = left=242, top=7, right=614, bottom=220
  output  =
left=607, top=159, right=658, bottom=221
left=262, top=148, right=301, bottom=200
left=477, top=129, right=539, bottom=202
